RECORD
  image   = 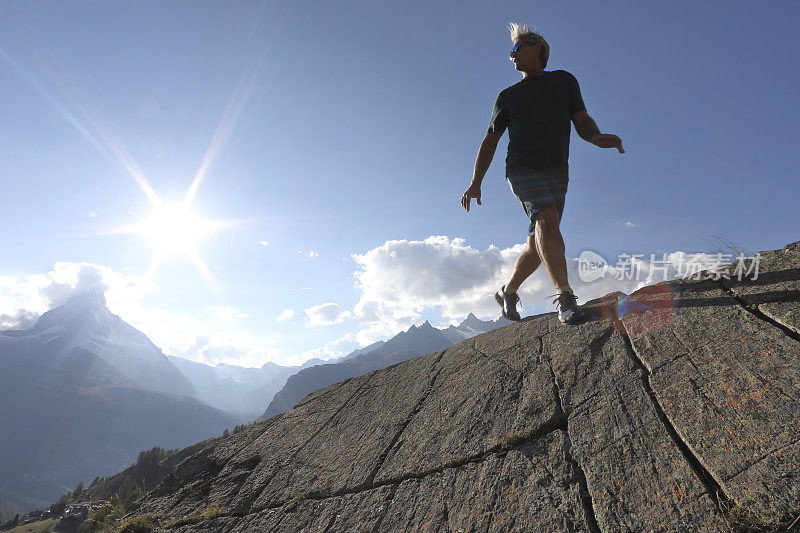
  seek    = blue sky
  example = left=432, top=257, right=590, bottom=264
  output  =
left=1, top=1, right=798, bottom=366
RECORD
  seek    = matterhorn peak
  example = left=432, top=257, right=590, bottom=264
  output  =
left=27, top=287, right=114, bottom=335
left=58, top=287, right=108, bottom=313
left=67, top=286, right=107, bottom=305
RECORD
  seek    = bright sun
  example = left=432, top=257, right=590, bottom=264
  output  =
left=130, top=202, right=231, bottom=285
left=45, top=31, right=261, bottom=290
left=143, top=204, right=207, bottom=253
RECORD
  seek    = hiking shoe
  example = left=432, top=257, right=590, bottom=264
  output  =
left=552, top=292, right=584, bottom=325
left=495, top=285, right=521, bottom=321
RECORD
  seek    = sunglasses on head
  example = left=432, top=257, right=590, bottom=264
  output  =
left=509, top=41, right=538, bottom=56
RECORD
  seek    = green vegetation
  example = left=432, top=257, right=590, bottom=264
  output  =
left=0, top=517, right=57, bottom=532
left=719, top=500, right=800, bottom=533
left=79, top=482, right=147, bottom=532
left=0, top=475, right=229, bottom=533
left=202, top=506, right=228, bottom=520
left=135, top=445, right=179, bottom=466
left=116, top=514, right=157, bottom=533
left=72, top=482, right=85, bottom=499
left=163, top=506, right=229, bottom=529
left=163, top=513, right=201, bottom=529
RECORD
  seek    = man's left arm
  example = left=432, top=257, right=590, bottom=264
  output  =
left=572, top=109, right=625, bottom=153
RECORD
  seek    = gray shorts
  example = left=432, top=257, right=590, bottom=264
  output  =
left=506, top=166, right=569, bottom=236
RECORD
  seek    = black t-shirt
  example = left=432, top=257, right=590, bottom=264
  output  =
left=488, top=70, right=586, bottom=171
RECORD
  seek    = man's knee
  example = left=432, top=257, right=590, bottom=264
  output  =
left=534, top=205, right=561, bottom=231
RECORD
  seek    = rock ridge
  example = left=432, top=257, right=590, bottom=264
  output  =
left=118, top=240, right=800, bottom=532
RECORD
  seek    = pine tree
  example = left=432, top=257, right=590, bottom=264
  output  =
left=118, top=477, right=134, bottom=501
left=56, top=493, right=69, bottom=514
left=137, top=445, right=172, bottom=465
left=72, top=481, right=85, bottom=498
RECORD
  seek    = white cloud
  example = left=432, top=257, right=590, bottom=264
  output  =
left=305, top=302, right=352, bottom=327
left=0, top=262, right=155, bottom=328
left=348, top=236, right=514, bottom=339
left=276, top=309, right=295, bottom=322
left=0, top=242, right=733, bottom=368
left=210, top=306, right=248, bottom=323
left=0, top=308, right=38, bottom=330
left=168, top=327, right=283, bottom=368
left=295, top=332, right=360, bottom=363
left=342, top=235, right=713, bottom=346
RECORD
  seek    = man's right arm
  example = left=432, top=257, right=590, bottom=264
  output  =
left=462, top=131, right=502, bottom=212
left=472, top=131, right=502, bottom=185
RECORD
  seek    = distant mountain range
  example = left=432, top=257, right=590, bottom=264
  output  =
left=256, top=313, right=510, bottom=421
left=166, top=355, right=323, bottom=418
left=165, top=314, right=510, bottom=421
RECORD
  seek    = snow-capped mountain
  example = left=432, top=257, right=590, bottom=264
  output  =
left=1, top=289, right=196, bottom=398
left=439, top=312, right=510, bottom=344
left=0, top=289, right=240, bottom=506
left=257, top=313, right=511, bottom=421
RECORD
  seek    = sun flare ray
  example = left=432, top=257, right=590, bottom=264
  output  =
left=2, top=20, right=271, bottom=290
left=183, top=39, right=271, bottom=207
left=0, top=41, right=163, bottom=209
left=146, top=251, right=165, bottom=280
left=188, top=249, right=220, bottom=292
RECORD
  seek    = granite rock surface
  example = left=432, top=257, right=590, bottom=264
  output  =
left=120, top=241, right=800, bottom=532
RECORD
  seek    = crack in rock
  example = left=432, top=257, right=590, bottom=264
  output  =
left=614, top=315, right=733, bottom=517
left=150, top=418, right=281, bottom=512
left=249, top=418, right=567, bottom=515
left=545, top=356, right=601, bottom=533
left=716, top=278, right=800, bottom=343
left=725, top=434, right=800, bottom=482
left=320, top=511, right=338, bottom=533
left=370, top=483, right=398, bottom=533
left=243, top=372, right=379, bottom=514
left=364, top=349, right=449, bottom=487
left=472, top=339, right=515, bottom=373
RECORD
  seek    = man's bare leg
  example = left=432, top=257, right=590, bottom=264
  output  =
left=533, top=205, right=570, bottom=291
left=497, top=204, right=577, bottom=321
left=504, top=236, right=541, bottom=294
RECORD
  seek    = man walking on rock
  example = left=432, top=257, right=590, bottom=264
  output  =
left=462, top=22, right=624, bottom=324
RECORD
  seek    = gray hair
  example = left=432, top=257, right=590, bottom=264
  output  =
left=508, top=22, right=550, bottom=68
